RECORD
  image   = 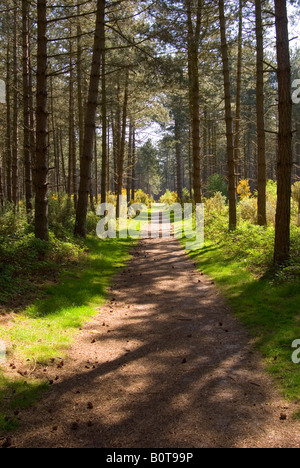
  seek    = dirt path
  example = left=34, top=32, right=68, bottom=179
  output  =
left=8, top=237, right=300, bottom=448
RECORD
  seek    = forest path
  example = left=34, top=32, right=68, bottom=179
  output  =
left=11, top=236, right=300, bottom=448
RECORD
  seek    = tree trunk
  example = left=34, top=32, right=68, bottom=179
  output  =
left=131, top=125, right=136, bottom=201
left=111, top=115, right=117, bottom=193
left=116, top=70, right=129, bottom=217
left=219, top=0, right=237, bottom=230
left=75, top=0, right=105, bottom=237
left=190, top=51, right=201, bottom=204
left=59, top=129, right=67, bottom=192
left=68, top=32, right=77, bottom=208
left=175, top=107, right=183, bottom=200
left=94, top=131, right=98, bottom=203
left=107, top=122, right=110, bottom=192
left=77, top=4, right=84, bottom=159
left=256, top=0, right=267, bottom=226
left=295, top=123, right=300, bottom=182
left=12, top=2, right=19, bottom=206
left=188, top=126, right=193, bottom=198
left=234, top=0, right=243, bottom=194
left=35, top=0, right=49, bottom=241
left=50, top=77, right=60, bottom=193
left=22, top=0, right=33, bottom=215
left=274, top=0, right=293, bottom=265
left=6, top=42, right=12, bottom=203
left=0, top=159, right=3, bottom=207
left=101, top=42, right=107, bottom=203
left=29, top=43, right=36, bottom=193
left=186, top=0, right=202, bottom=204
left=127, top=122, right=133, bottom=204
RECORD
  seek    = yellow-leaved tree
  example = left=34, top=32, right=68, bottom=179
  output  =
left=237, top=180, right=252, bottom=200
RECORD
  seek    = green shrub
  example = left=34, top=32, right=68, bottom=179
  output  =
left=86, top=211, right=100, bottom=235
left=0, top=198, right=86, bottom=306
left=207, top=174, right=228, bottom=198
left=182, top=188, right=192, bottom=203
left=159, top=190, right=178, bottom=205
left=205, top=192, right=227, bottom=216
left=0, top=232, right=83, bottom=305
left=236, top=180, right=277, bottom=226
left=134, top=189, right=153, bottom=207
left=106, top=191, right=117, bottom=207
left=238, top=197, right=257, bottom=223
left=0, top=203, right=31, bottom=241
left=48, top=193, right=75, bottom=240
left=266, top=180, right=277, bottom=198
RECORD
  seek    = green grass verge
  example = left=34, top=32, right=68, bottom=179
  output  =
left=0, top=236, right=134, bottom=432
left=187, top=238, right=300, bottom=416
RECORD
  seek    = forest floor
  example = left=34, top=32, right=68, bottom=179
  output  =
left=4, top=230, right=300, bottom=448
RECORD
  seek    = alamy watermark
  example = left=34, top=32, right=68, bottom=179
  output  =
left=292, top=79, right=300, bottom=104
left=292, top=339, right=300, bottom=364
left=0, top=79, right=5, bottom=104
left=0, top=340, right=6, bottom=364
left=96, top=200, right=204, bottom=251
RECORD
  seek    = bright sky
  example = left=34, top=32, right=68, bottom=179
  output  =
left=288, top=4, right=300, bottom=49
left=138, top=5, right=300, bottom=148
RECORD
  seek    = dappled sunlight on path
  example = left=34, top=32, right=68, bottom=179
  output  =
left=11, top=238, right=300, bottom=448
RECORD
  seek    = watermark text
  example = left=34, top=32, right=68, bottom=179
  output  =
left=0, top=79, right=5, bottom=104
left=0, top=340, right=6, bottom=364
left=96, top=200, right=204, bottom=251
left=292, top=339, right=300, bottom=364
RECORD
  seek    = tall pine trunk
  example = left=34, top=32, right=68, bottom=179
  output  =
left=12, top=2, right=19, bottom=206
left=6, top=42, right=12, bottom=203
left=274, top=0, right=293, bottom=265
left=175, top=107, right=183, bottom=200
left=256, top=0, right=267, bottom=226
left=22, top=0, right=33, bottom=215
left=131, top=125, right=136, bottom=201
left=116, top=70, right=129, bottom=217
left=75, top=0, right=105, bottom=237
left=189, top=49, right=201, bottom=204
left=50, top=76, right=60, bottom=193
left=219, top=0, right=237, bottom=230
left=35, top=0, right=49, bottom=241
left=127, top=122, right=133, bottom=204
left=101, top=42, right=107, bottom=204
left=68, top=32, right=77, bottom=208
left=77, top=3, right=84, bottom=179
left=186, top=0, right=202, bottom=204
left=234, top=0, right=243, bottom=193
left=29, top=44, right=36, bottom=192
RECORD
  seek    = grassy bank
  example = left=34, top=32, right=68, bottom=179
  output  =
left=187, top=220, right=300, bottom=417
left=0, top=236, right=133, bottom=432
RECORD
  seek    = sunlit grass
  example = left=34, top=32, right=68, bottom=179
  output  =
left=0, top=236, right=134, bottom=432
left=188, top=234, right=300, bottom=413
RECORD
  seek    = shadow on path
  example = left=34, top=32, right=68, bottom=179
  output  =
left=11, top=238, right=300, bottom=448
